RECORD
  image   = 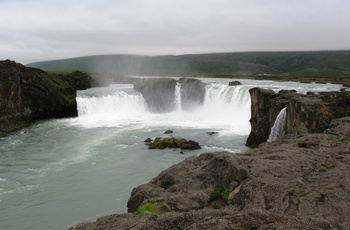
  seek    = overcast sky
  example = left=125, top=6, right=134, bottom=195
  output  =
left=1, top=0, right=349, bottom=64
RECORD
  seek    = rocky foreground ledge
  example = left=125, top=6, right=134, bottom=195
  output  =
left=69, top=116, right=350, bottom=229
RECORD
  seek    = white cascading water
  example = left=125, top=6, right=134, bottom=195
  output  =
left=75, top=84, right=147, bottom=127
left=75, top=82, right=252, bottom=133
left=267, top=107, right=287, bottom=142
left=174, top=82, right=182, bottom=111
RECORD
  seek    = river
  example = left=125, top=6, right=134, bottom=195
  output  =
left=0, top=78, right=342, bottom=230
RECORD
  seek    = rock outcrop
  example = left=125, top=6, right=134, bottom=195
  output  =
left=228, top=80, right=242, bottom=86
left=245, top=88, right=286, bottom=147
left=134, top=78, right=177, bottom=113
left=69, top=117, right=350, bottom=230
left=0, top=60, right=92, bottom=136
left=246, top=87, right=350, bottom=147
left=147, top=137, right=201, bottom=150
left=133, top=77, right=207, bottom=112
left=178, top=78, right=206, bottom=111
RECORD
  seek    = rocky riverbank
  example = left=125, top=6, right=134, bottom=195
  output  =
left=0, top=60, right=93, bottom=137
left=69, top=86, right=350, bottom=229
left=69, top=116, right=350, bottom=229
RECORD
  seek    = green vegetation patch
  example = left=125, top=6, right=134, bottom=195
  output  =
left=134, top=198, right=170, bottom=215
left=148, top=137, right=187, bottom=149
left=298, top=140, right=308, bottom=148
left=319, top=163, right=333, bottom=172
left=242, top=148, right=259, bottom=155
left=209, top=188, right=232, bottom=209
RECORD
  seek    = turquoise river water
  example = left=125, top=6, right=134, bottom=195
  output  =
left=0, top=78, right=342, bottom=230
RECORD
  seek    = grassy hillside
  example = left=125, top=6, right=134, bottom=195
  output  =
left=26, top=51, right=350, bottom=79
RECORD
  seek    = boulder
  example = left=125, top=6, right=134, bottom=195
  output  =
left=164, top=130, right=173, bottom=134
left=207, top=131, right=219, bottom=135
left=147, top=137, right=200, bottom=150
left=180, top=140, right=201, bottom=150
left=228, top=80, right=242, bottom=86
left=134, top=78, right=177, bottom=113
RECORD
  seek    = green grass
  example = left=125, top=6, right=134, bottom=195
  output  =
left=209, top=188, right=232, bottom=209
left=134, top=203, right=156, bottom=215
left=133, top=198, right=170, bottom=215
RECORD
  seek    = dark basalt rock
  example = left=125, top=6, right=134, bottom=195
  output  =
left=147, top=137, right=200, bottom=150
left=245, top=88, right=283, bottom=148
left=228, top=80, right=242, bottom=86
left=207, top=131, right=219, bottom=135
left=0, top=60, right=92, bottom=137
left=134, top=78, right=177, bottom=113
left=246, top=87, right=350, bottom=148
left=164, top=130, right=173, bottom=134
left=180, top=140, right=201, bottom=150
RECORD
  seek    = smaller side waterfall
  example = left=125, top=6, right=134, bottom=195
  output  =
left=268, top=107, right=287, bottom=142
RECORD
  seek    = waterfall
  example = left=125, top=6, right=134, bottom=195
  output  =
left=174, top=82, right=182, bottom=111
left=268, top=107, right=287, bottom=142
left=76, top=85, right=146, bottom=121
left=75, top=81, right=252, bottom=132
left=204, top=83, right=251, bottom=109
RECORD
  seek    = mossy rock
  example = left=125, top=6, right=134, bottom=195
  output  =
left=134, top=198, right=171, bottom=215
left=144, top=138, right=153, bottom=142
left=148, top=137, right=167, bottom=149
left=148, top=137, right=190, bottom=149
left=164, top=130, right=173, bottom=134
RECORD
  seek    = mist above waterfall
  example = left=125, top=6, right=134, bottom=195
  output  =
left=88, top=55, right=191, bottom=86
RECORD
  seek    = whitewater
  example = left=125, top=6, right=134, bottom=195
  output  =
left=0, top=77, right=342, bottom=230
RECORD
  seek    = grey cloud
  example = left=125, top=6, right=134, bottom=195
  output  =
left=0, top=0, right=349, bottom=64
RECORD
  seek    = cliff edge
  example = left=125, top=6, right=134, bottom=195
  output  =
left=0, top=60, right=92, bottom=137
left=246, top=87, right=350, bottom=148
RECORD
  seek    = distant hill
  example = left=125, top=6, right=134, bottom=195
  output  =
left=26, top=51, right=350, bottom=79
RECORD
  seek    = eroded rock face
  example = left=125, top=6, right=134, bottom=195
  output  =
left=134, top=78, right=177, bottom=113
left=245, top=88, right=284, bottom=148
left=246, top=87, right=350, bottom=147
left=68, top=117, right=350, bottom=230
left=0, top=60, right=92, bottom=136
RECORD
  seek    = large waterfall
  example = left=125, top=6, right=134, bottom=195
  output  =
left=268, top=107, right=287, bottom=142
left=75, top=82, right=252, bottom=132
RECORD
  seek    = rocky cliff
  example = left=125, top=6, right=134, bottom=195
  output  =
left=133, top=77, right=206, bottom=113
left=69, top=116, right=350, bottom=230
left=134, top=78, right=177, bottom=113
left=0, top=60, right=92, bottom=136
left=178, top=77, right=206, bottom=111
left=246, top=87, right=350, bottom=147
